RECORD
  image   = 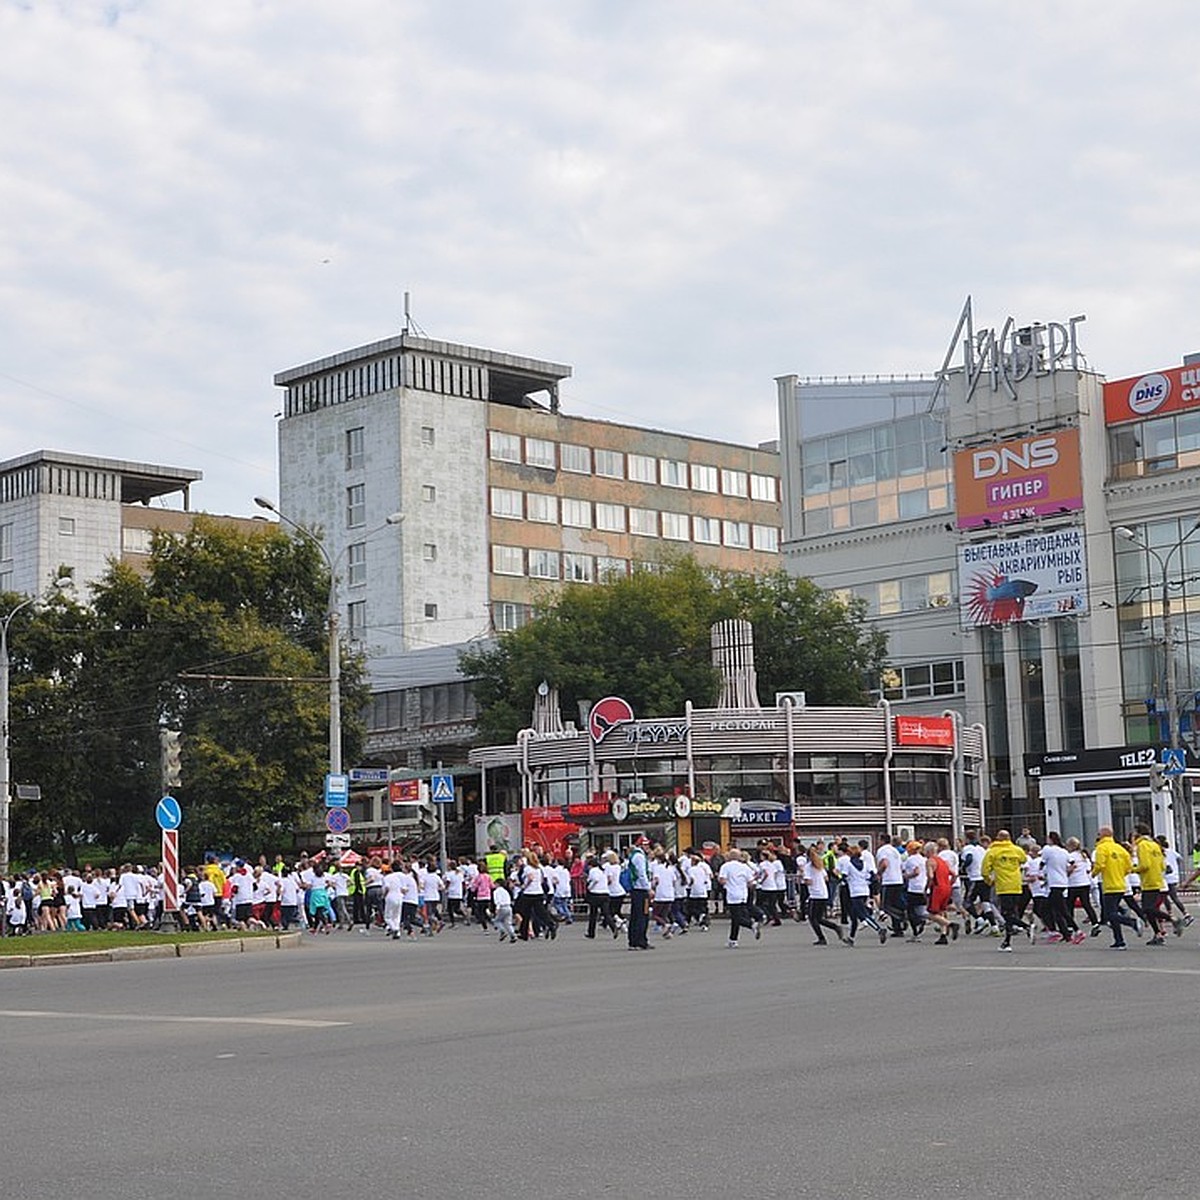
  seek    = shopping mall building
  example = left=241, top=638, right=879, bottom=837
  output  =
left=775, top=299, right=1200, bottom=847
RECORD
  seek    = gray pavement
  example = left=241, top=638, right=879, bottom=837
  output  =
left=3, top=918, right=1198, bottom=1198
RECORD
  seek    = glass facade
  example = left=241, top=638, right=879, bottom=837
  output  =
left=797, top=412, right=951, bottom=534
left=1115, top=515, right=1200, bottom=745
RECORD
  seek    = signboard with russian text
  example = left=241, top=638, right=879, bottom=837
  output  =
left=894, top=715, right=956, bottom=749
left=1104, top=364, right=1200, bottom=426
left=958, top=527, right=1087, bottom=627
left=389, top=778, right=421, bottom=805
left=953, top=429, right=1082, bottom=530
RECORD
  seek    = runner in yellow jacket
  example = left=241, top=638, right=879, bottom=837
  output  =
left=1133, top=823, right=1184, bottom=945
left=1093, top=828, right=1139, bottom=949
left=980, top=830, right=1029, bottom=952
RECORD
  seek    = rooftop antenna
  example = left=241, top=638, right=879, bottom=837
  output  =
left=402, top=291, right=427, bottom=338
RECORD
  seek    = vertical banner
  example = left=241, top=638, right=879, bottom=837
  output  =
left=162, top=828, right=180, bottom=913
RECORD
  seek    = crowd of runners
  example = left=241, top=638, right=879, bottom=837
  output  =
left=4, top=824, right=1196, bottom=954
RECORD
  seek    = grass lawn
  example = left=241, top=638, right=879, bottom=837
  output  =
left=0, top=929, right=279, bottom=956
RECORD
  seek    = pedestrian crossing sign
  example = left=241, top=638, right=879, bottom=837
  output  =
left=431, top=773, right=455, bottom=803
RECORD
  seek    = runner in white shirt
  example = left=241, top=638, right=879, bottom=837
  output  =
left=901, top=843, right=930, bottom=941
left=803, top=845, right=849, bottom=946
left=381, top=865, right=408, bottom=939
left=444, top=863, right=466, bottom=926
left=757, top=848, right=787, bottom=926
left=1041, top=832, right=1081, bottom=942
left=843, top=845, right=887, bottom=946
left=1159, top=837, right=1192, bottom=923
left=419, top=861, right=444, bottom=934
left=876, top=836, right=907, bottom=937
left=649, top=854, right=679, bottom=938
left=717, top=850, right=758, bottom=947
left=603, top=850, right=627, bottom=929
left=686, top=853, right=713, bottom=930
left=584, top=856, right=620, bottom=938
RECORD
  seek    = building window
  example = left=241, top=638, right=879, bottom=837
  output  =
left=0, top=523, right=10, bottom=560
left=526, top=493, right=557, bottom=524
left=525, top=438, right=556, bottom=469
left=59, top=517, right=75, bottom=536
left=660, top=459, right=688, bottom=488
left=561, top=498, right=592, bottom=529
left=347, top=600, right=366, bottom=639
left=629, top=507, right=658, bottom=536
left=721, top=468, right=748, bottom=497
left=752, top=524, right=779, bottom=552
left=346, top=427, right=364, bottom=470
left=693, top=516, right=721, bottom=545
left=597, top=556, right=627, bottom=582
left=595, top=503, right=625, bottom=532
left=347, top=542, right=366, bottom=586
left=491, top=545, right=524, bottom=576
left=0, top=570, right=10, bottom=592
left=493, top=601, right=529, bottom=632
left=595, top=449, right=624, bottom=479
left=528, top=549, right=559, bottom=580
left=346, top=484, right=365, bottom=528
left=489, top=431, right=521, bottom=462
left=691, top=464, right=718, bottom=493
left=422, top=543, right=437, bottom=562
left=490, top=488, right=523, bottom=519
left=424, top=602, right=438, bottom=620
left=562, top=553, right=594, bottom=582
left=722, top=520, right=750, bottom=548
left=420, top=425, right=435, bottom=447
left=628, top=454, right=656, bottom=484
left=121, top=527, right=152, bottom=554
left=661, top=512, right=689, bottom=541
left=750, top=473, right=777, bottom=503
left=560, top=444, right=591, bottom=474
left=421, top=485, right=437, bottom=503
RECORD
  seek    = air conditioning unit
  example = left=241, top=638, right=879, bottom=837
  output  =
left=895, top=824, right=915, bottom=844
left=775, top=691, right=807, bottom=709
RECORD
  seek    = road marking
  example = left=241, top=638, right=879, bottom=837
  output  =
left=0, top=1009, right=348, bottom=1028
left=950, top=965, right=1200, bottom=977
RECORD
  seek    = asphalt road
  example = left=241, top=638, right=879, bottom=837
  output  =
left=3, top=918, right=1197, bottom=1199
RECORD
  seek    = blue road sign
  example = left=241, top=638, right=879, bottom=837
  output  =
left=1162, top=747, right=1187, bottom=777
left=349, top=767, right=389, bottom=784
left=156, top=795, right=182, bottom=831
left=326, top=806, right=351, bottom=833
left=431, top=773, right=455, bottom=804
left=325, top=773, right=350, bottom=807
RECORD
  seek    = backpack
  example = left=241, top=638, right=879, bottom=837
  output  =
left=618, top=862, right=632, bottom=892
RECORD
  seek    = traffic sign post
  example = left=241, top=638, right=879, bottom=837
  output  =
left=1162, top=747, right=1187, bottom=777
left=325, top=773, right=349, bottom=807
left=325, top=832, right=351, bottom=849
left=431, top=772, right=454, bottom=872
left=349, top=767, right=389, bottom=784
left=155, top=795, right=182, bottom=831
left=326, top=807, right=351, bottom=834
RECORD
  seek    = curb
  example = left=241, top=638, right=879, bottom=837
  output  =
left=0, top=934, right=298, bottom=969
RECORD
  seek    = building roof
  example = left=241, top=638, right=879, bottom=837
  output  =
left=0, top=449, right=202, bottom=505
left=273, top=332, right=572, bottom=407
left=367, top=639, right=493, bottom=692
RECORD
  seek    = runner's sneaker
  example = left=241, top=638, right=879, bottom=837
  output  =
left=1172, top=917, right=1186, bottom=937
left=998, top=943, right=1012, bottom=952
left=727, top=939, right=739, bottom=948
left=1070, top=930, right=1086, bottom=945
left=877, top=928, right=888, bottom=945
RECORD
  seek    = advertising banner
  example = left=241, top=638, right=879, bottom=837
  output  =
left=953, top=429, right=1082, bottom=529
left=894, top=715, right=956, bottom=749
left=958, top=528, right=1087, bottom=627
left=1104, top=364, right=1200, bottom=426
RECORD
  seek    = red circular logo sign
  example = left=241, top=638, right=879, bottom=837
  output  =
left=589, top=696, right=635, bottom=743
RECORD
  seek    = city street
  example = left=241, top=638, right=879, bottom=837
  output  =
left=4, top=920, right=1196, bottom=1198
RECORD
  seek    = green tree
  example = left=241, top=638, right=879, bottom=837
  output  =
left=7, top=518, right=367, bottom=864
left=460, top=556, right=887, bottom=743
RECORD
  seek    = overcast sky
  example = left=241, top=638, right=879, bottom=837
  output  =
left=3, top=1, right=1198, bottom=517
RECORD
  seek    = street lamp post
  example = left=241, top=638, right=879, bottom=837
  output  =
left=0, top=577, right=73, bottom=875
left=254, top=498, right=402, bottom=779
left=1116, top=521, right=1200, bottom=839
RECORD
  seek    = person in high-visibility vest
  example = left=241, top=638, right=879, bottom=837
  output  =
left=485, top=849, right=507, bottom=881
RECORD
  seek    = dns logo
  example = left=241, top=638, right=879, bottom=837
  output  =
left=1128, top=373, right=1170, bottom=416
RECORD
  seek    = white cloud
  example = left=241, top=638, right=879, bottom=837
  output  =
left=1, top=0, right=1199, bottom=513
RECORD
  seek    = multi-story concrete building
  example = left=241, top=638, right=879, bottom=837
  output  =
left=273, top=332, right=782, bottom=663
left=0, top=450, right=213, bottom=597
left=777, top=299, right=1200, bottom=846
